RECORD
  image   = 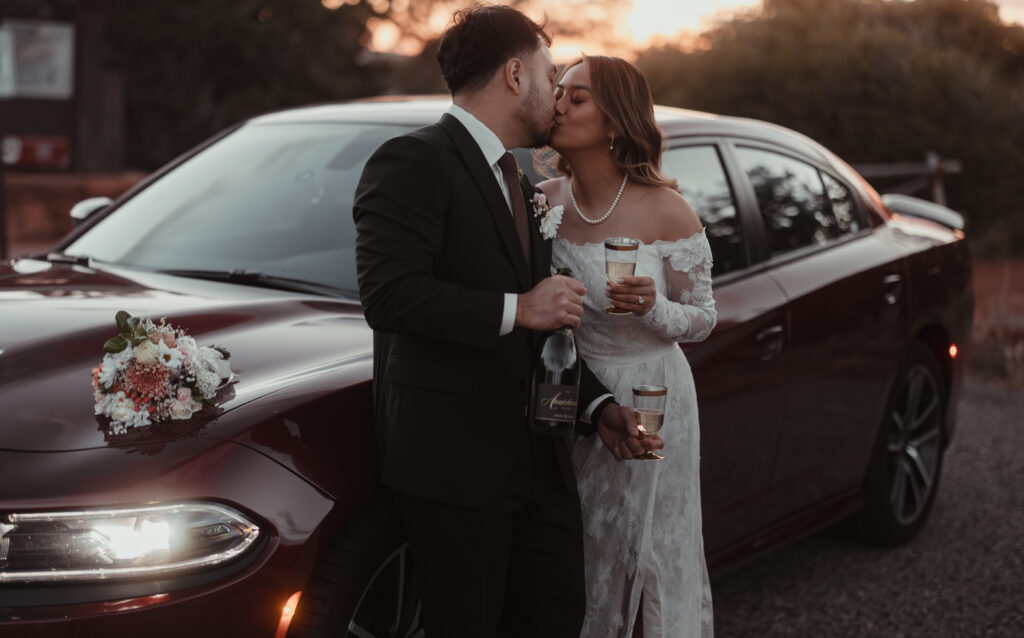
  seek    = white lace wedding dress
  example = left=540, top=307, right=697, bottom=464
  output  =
left=554, top=230, right=717, bottom=638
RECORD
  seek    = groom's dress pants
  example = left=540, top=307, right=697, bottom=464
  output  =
left=393, top=433, right=585, bottom=638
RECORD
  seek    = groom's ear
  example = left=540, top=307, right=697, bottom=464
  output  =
left=503, top=58, right=523, bottom=95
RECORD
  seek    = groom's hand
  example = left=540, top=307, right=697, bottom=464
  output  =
left=516, top=275, right=586, bottom=331
left=596, top=404, right=665, bottom=460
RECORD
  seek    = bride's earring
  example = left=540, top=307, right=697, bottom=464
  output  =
left=608, top=132, right=615, bottom=151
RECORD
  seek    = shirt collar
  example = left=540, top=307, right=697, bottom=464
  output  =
left=447, top=104, right=508, bottom=169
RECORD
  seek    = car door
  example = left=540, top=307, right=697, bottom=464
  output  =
left=661, top=142, right=788, bottom=555
left=729, top=144, right=906, bottom=525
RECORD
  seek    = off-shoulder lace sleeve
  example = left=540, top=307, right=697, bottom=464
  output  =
left=636, top=230, right=717, bottom=343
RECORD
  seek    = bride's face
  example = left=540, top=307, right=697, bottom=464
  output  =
left=550, top=63, right=610, bottom=154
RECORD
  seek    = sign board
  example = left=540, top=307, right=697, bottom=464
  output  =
left=0, top=29, right=13, bottom=98
left=1, top=135, right=71, bottom=168
left=0, top=20, right=75, bottom=100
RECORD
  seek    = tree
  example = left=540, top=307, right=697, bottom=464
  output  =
left=103, top=0, right=384, bottom=168
left=637, top=0, right=1024, bottom=255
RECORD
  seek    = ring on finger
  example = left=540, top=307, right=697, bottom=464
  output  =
left=638, top=295, right=645, bottom=305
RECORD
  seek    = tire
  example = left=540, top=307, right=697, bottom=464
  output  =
left=855, top=342, right=947, bottom=545
left=288, top=499, right=424, bottom=638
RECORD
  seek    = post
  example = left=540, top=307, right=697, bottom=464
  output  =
left=926, top=151, right=947, bottom=207
left=0, top=158, right=6, bottom=260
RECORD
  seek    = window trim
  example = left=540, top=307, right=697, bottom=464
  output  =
left=662, top=134, right=877, bottom=285
left=662, top=137, right=755, bottom=282
left=724, top=138, right=874, bottom=265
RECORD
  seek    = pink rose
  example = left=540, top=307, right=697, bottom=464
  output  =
left=177, top=387, right=192, bottom=402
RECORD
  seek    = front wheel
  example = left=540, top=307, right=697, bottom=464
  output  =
left=855, top=342, right=947, bottom=545
left=288, top=500, right=424, bottom=638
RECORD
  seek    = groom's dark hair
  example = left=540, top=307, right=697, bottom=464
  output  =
left=437, top=4, right=551, bottom=95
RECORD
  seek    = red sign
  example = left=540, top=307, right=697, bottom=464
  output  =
left=1, top=134, right=71, bottom=168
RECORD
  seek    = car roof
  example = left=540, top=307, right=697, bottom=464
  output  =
left=249, top=95, right=833, bottom=167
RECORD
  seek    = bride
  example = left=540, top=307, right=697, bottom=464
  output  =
left=538, top=55, right=716, bottom=637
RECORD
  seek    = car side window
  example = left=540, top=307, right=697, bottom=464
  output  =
left=735, top=146, right=840, bottom=256
left=821, top=172, right=861, bottom=235
left=660, top=145, right=745, bottom=277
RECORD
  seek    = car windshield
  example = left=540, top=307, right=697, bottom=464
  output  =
left=64, top=122, right=413, bottom=295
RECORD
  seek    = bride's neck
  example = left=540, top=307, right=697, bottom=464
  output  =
left=566, top=153, right=625, bottom=201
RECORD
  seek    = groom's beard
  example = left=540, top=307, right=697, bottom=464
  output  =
left=518, top=82, right=555, bottom=148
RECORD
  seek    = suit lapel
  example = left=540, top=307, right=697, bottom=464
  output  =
left=438, top=114, right=531, bottom=291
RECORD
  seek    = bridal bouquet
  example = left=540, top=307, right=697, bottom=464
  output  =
left=92, top=311, right=234, bottom=434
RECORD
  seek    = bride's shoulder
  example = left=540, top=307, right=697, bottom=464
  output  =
left=536, top=176, right=568, bottom=200
left=638, top=185, right=703, bottom=241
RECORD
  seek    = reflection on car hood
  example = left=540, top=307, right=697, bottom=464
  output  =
left=0, top=260, right=370, bottom=452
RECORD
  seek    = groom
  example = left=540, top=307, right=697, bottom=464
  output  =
left=354, top=5, right=660, bottom=636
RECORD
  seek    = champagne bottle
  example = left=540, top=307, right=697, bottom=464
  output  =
left=529, top=267, right=581, bottom=436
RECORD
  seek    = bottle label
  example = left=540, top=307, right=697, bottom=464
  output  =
left=534, top=383, right=579, bottom=423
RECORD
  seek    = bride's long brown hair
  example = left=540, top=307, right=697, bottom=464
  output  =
left=537, top=54, right=678, bottom=191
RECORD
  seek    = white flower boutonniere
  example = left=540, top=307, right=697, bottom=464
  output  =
left=531, top=192, right=564, bottom=240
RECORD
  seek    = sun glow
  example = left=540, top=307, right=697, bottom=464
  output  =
left=626, top=0, right=757, bottom=44
left=354, top=0, right=1023, bottom=58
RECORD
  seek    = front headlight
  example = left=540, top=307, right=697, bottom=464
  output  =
left=0, top=502, right=260, bottom=584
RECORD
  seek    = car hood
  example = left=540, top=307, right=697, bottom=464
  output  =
left=0, top=259, right=370, bottom=452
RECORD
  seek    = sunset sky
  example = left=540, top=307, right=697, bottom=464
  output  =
left=623, top=0, right=1024, bottom=43
left=359, top=0, right=1024, bottom=58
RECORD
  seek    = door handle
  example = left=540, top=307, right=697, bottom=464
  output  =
left=882, top=273, right=903, bottom=305
left=755, top=324, right=784, bottom=360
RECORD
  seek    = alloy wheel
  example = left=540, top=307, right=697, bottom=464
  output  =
left=885, top=363, right=943, bottom=526
left=346, top=543, right=423, bottom=638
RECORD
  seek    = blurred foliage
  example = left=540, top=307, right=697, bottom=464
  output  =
left=1, top=0, right=77, bottom=20
left=7, top=0, right=387, bottom=168
left=102, top=0, right=385, bottom=168
left=636, top=0, right=1024, bottom=257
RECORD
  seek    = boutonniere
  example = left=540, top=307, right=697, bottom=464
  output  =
left=531, top=192, right=564, bottom=240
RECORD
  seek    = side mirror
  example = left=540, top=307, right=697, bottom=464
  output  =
left=69, top=197, right=113, bottom=227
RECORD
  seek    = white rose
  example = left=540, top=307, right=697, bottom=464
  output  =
left=169, top=400, right=196, bottom=420
left=134, top=341, right=160, bottom=366
left=110, top=396, right=137, bottom=422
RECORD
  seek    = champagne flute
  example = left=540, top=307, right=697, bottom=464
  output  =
left=604, top=237, right=640, bottom=315
left=632, top=384, right=667, bottom=460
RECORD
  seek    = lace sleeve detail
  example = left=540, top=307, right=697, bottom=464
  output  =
left=636, top=231, right=717, bottom=343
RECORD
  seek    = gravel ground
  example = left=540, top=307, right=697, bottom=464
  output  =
left=710, top=375, right=1024, bottom=638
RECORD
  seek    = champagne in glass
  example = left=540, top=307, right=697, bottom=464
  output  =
left=604, top=237, right=640, bottom=315
left=632, top=384, right=667, bottom=460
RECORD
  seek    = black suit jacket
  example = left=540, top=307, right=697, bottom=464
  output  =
left=354, top=114, right=608, bottom=506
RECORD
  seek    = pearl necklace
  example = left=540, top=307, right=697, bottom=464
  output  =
left=570, top=173, right=628, bottom=225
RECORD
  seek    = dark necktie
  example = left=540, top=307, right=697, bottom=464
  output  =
left=496, top=151, right=532, bottom=270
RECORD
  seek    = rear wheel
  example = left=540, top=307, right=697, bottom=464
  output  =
left=289, top=500, right=424, bottom=638
left=855, top=342, right=946, bottom=545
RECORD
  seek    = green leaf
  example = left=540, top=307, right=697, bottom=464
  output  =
left=115, top=310, right=131, bottom=334
left=104, top=335, right=128, bottom=354
left=212, top=346, right=231, bottom=359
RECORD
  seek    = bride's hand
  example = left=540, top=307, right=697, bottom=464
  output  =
left=596, top=404, right=665, bottom=460
left=606, top=276, right=657, bottom=316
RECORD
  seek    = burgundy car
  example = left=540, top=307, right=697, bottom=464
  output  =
left=0, top=98, right=973, bottom=636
